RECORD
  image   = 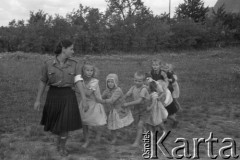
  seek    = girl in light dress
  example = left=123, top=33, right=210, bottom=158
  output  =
left=77, top=61, right=107, bottom=148
left=145, top=77, right=168, bottom=133
left=157, top=74, right=179, bottom=128
left=96, top=73, right=133, bottom=144
left=161, top=63, right=182, bottom=112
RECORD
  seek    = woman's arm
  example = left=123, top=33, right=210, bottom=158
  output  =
left=75, top=80, right=88, bottom=109
left=34, top=81, right=47, bottom=111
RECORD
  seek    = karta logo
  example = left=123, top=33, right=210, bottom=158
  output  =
left=142, top=131, right=239, bottom=159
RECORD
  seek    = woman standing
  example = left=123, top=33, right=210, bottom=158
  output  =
left=33, top=39, right=86, bottom=156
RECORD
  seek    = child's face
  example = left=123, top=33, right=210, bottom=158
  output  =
left=134, top=75, right=144, bottom=87
left=152, top=62, right=160, bottom=71
left=107, top=79, right=115, bottom=89
left=145, top=77, right=152, bottom=86
left=84, top=65, right=94, bottom=78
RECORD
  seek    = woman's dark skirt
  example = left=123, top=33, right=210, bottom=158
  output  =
left=165, top=101, right=178, bottom=116
left=41, top=86, right=82, bottom=134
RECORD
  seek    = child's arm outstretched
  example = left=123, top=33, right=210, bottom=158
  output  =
left=122, top=86, right=133, bottom=100
left=123, top=87, right=149, bottom=107
left=95, top=90, right=107, bottom=103
left=123, top=97, right=144, bottom=107
left=96, top=89, right=122, bottom=104
left=101, top=90, right=108, bottom=99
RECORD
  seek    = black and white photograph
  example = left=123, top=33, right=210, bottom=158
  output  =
left=0, top=0, right=240, bottom=159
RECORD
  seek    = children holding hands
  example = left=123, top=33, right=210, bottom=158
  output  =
left=77, top=59, right=180, bottom=148
left=149, top=59, right=181, bottom=128
left=96, top=73, right=133, bottom=144
left=123, top=71, right=150, bottom=147
left=145, top=81, right=168, bottom=132
left=78, top=61, right=107, bottom=148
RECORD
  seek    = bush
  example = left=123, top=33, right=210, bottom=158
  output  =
left=169, top=19, right=208, bottom=49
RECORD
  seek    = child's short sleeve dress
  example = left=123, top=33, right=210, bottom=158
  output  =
left=145, top=92, right=168, bottom=126
left=105, top=87, right=134, bottom=130
left=79, top=78, right=107, bottom=126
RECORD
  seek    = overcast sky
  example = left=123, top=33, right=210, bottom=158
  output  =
left=0, top=0, right=218, bottom=27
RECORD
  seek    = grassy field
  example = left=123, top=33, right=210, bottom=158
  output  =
left=0, top=47, right=240, bottom=160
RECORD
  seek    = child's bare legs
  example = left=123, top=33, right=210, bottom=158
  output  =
left=168, top=114, right=179, bottom=128
left=82, top=125, right=89, bottom=148
left=174, top=98, right=182, bottom=112
left=132, top=120, right=144, bottom=147
left=111, top=130, right=117, bottom=144
left=169, top=114, right=176, bottom=121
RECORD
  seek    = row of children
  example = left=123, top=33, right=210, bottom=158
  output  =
left=77, top=59, right=181, bottom=148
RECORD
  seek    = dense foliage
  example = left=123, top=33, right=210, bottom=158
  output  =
left=0, top=0, right=239, bottom=54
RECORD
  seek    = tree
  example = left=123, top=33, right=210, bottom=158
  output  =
left=175, top=0, right=209, bottom=23
left=105, top=0, right=152, bottom=51
left=106, top=0, right=145, bottom=21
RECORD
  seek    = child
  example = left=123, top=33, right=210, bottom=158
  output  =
left=145, top=81, right=168, bottom=132
left=150, top=59, right=164, bottom=81
left=161, top=63, right=182, bottom=112
left=158, top=79, right=179, bottom=128
left=96, top=73, right=134, bottom=144
left=78, top=61, right=107, bottom=148
left=123, top=71, right=150, bottom=147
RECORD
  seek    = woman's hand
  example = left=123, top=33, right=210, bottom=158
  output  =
left=34, top=101, right=41, bottom=111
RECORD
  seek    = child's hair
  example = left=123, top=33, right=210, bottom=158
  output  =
left=145, top=72, right=152, bottom=79
left=81, top=60, right=99, bottom=80
left=151, top=59, right=162, bottom=66
left=161, top=63, right=173, bottom=72
left=149, top=81, right=158, bottom=93
left=134, top=71, right=146, bottom=79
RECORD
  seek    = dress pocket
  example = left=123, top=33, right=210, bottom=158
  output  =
left=66, top=71, right=75, bottom=84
